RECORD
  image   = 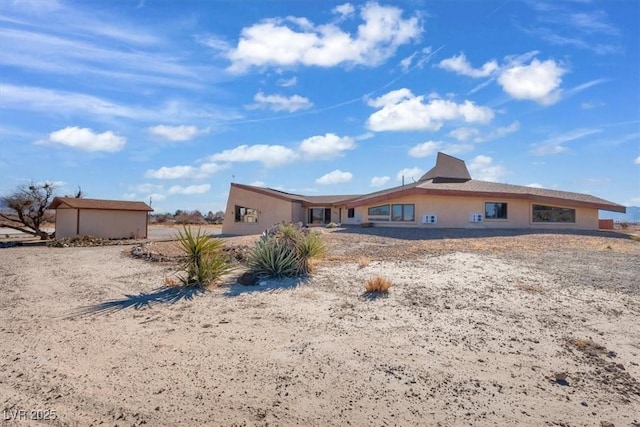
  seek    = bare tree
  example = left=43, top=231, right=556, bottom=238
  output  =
left=0, top=182, right=57, bottom=240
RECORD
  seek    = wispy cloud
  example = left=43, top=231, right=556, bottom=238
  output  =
left=246, top=91, right=313, bottom=112
left=530, top=128, right=602, bottom=156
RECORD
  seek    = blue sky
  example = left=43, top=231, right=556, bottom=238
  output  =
left=1, top=0, right=638, bottom=214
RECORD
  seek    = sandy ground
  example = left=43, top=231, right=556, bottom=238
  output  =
left=1, top=228, right=639, bottom=426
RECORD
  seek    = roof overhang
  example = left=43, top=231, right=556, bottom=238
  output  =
left=346, top=187, right=626, bottom=213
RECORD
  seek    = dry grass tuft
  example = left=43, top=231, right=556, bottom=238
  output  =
left=357, top=256, right=371, bottom=268
left=164, top=275, right=179, bottom=286
left=364, top=276, right=392, bottom=293
left=515, top=282, right=545, bottom=294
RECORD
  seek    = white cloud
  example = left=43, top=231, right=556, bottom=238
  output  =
left=468, top=155, right=507, bottom=182
left=526, top=183, right=544, bottom=188
left=250, top=181, right=266, bottom=187
left=443, top=143, right=475, bottom=155
left=448, top=127, right=480, bottom=142
left=226, top=2, right=421, bottom=73
left=634, top=156, right=640, bottom=165
left=530, top=128, right=601, bottom=156
left=498, top=59, right=567, bottom=105
left=366, top=89, right=494, bottom=132
left=148, top=193, right=167, bottom=202
left=408, top=141, right=442, bottom=158
left=145, top=162, right=226, bottom=179
left=277, top=76, right=297, bottom=87
left=248, top=91, right=313, bottom=112
left=1, top=84, right=241, bottom=123
left=333, top=3, right=355, bottom=18
left=167, top=184, right=211, bottom=195
left=396, top=167, right=424, bottom=182
left=209, top=144, right=298, bottom=167
left=299, top=133, right=356, bottom=159
left=370, top=176, right=390, bottom=187
left=148, top=125, right=204, bottom=141
left=315, top=169, right=353, bottom=185
left=437, top=53, right=499, bottom=78
left=474, top=121, right=520, bottom=143
left=44, top=126, right=125, bottom=152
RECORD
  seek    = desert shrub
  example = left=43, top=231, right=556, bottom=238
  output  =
left=175, top=210, right=206, bottom=225
left=357, top=256, right=371, bottom=268
left=326, top=222, right=338, bottom=228
left=249, top=223, right=327, bottom=278
left=175, top=226, right=234, bottom=287
left=619, top=221, right=629, bottom=230
left=364, top=276, right=392, bottom=293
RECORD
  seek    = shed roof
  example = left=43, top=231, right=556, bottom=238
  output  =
left=49, top=197, right=153, bottom=211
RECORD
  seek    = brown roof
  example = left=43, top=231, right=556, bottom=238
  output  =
left=231, top=183, right=361, bottom=206
left=345, top=179, right=626, bottom=213
left=49, top=197, right=153, bottom=211
left=419, top=152, right=471, bottom=182
left=230, top=152, right=626, bottom=214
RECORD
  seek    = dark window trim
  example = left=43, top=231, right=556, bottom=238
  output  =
left=485, top=201, right=508, bottom=220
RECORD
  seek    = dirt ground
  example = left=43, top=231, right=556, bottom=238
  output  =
left=1, top=227, right=639, bottom=426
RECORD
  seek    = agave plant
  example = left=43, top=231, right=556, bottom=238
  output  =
left=175, top=226, right=234, bottom=287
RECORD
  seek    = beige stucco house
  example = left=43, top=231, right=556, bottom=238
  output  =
left=49, top=197, right=153, bottom=239
left=221, top=153, right=626, bottom=235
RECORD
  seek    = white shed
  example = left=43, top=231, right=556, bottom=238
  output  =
left=49, top=197, right=153, bottom=239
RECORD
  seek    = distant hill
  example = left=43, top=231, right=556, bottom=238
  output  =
left=600, top=206, right=640, bottom=223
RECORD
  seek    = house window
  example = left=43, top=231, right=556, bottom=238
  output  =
left=347, top=208, right=355, bottom=218
left=368, top=204, right=390, bottom=216
left=532, top=204, right=576, bottom=223
left=235, top=205, right=258, bottom=223
left=391, top=204, right=415, bottom=222
left=485, top=202, right=508, bottom=219
left=309, top=208, right=332, bottom=225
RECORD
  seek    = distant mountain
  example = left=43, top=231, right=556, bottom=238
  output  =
left=600, top=206, right=640, bottom=223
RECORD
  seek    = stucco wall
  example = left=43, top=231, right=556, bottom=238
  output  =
left=55, top=209, right=148, bottom=239
left=350, top=194, right=599, bottom=230
left=55, top=208, right=78, bottom=238
left=222, top=186, right=295, bottom=235
left=80, top=210, right=148, bottom=238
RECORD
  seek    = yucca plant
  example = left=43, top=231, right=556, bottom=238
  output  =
left=175, top=226, right=234, bottom=287
left=249, top=237, right=300, bottom=278
left=296, top=231, right=327, bottom=275
left=249, top=224, right=327, bottom=278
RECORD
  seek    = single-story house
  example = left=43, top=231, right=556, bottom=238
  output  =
left=49, top=197, right=153, bottom=239
left=221, top=152, right=626, bottom=235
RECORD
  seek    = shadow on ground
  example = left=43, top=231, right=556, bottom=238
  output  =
left=224, top=276, right=308, bottom=297
left=68, top=285, right=206, bottom=317
left=332, top=226, right=632, bottom=241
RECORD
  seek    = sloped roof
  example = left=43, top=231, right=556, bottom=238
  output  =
left=229, top=153, right=625, bottom=214
left=419, top=152, right=471, bottom=182
left=49, top=197, right=153, bottom=211
left=231, top=183, right=360, bottom=206
left=345, top=179, right=626, bottom=213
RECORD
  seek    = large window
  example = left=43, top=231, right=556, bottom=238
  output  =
left=347, top=208, right=355, bottom=219
left=391, top=204, right=415, bottom=222
left=309, top=208, right=332, bottom=225
left=485, top=202, right=508, bottom=219
left=532, top=204, right=575, bottom=223
left=368, top=204, right=390, bottom=216
left=235, top=205, right=258, bottom=223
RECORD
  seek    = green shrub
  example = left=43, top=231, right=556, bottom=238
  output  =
left=249, top=224, right=327, bottom=278
left=175, top=226, right=234, bottom=287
